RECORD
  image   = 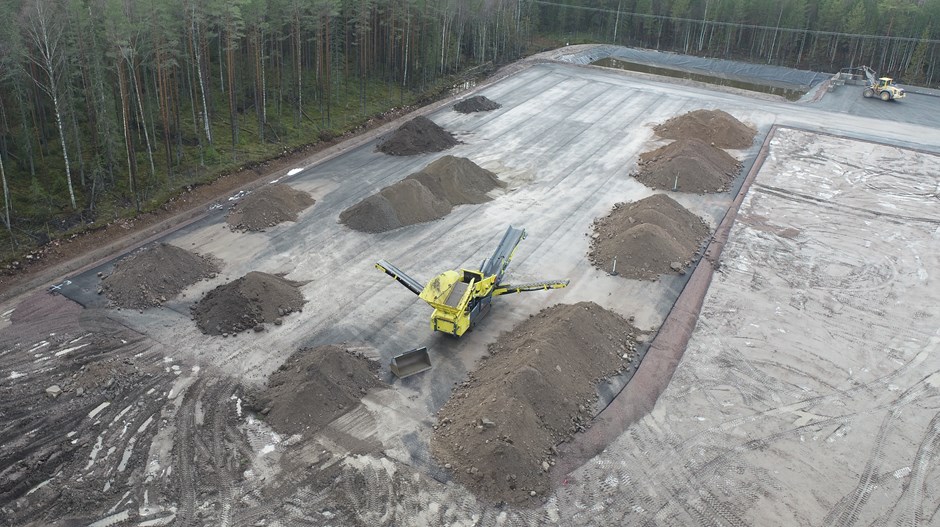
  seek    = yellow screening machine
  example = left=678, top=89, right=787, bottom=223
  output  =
left=376, top=226, right=569, bottom=337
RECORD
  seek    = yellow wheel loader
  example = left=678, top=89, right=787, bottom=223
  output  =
left=858, top=65, right=906, bottom=101
left=376, top=226, right=569, bottom=338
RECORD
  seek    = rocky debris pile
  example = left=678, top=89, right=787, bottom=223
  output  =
left=249, top=345, right=385, bottom=435
left=102, top=243, right=219, bottom=309
left=377, top=116, right=458, bottom=156
left=454, top=95, right=502, bottom=113
left=431, top=302, right=639, bottom=505
left=633, top=138, right=743, bottom=193
left=589, top=194, right=710, bottom=280
left=653, top=108, right=756, bottom=149
left=192, top=271, right=305, bottom=335
left=227, top=183, right=315, bottom=231
left=340, top=155, right=504, bottom=233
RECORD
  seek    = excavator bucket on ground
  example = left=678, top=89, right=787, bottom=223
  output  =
left=390, top=347, right=432, bottom=378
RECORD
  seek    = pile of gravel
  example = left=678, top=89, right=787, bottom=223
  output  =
left=589, top=194, right=711, bottom=280
left=633, top=138, right=743, bottom=193
left=653, top=109, right=756, bottom=149
left=226, top=183, right=315, bottom=231
left=377, top=116, right=459, bottom=156
left=340, top=156, right=504, bottom=233
left=249, top=345, right=385, bottom=435
left=431, top=302, right=639, bottom=504
left=102, top=243, right=219, bottom=309
left=192, top=271, right=305, bottom=335
left=454, top=95, right=502, bottom=113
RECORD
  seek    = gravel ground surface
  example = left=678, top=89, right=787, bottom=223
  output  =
left=2, top=49, right=940, bottom=526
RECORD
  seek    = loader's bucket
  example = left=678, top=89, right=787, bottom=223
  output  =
left=390, top=347, right=432, bottom=378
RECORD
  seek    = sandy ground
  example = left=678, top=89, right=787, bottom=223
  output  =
left=2, top=52, right=940, bottom=526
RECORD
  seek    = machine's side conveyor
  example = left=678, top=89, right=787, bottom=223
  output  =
left=493, top=280, right=569, bottom=296
left=375, top=260, right=424, bottom=296
left=481, top=226, right=526, bottom=281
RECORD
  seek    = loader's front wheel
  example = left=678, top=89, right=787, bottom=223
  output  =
left=863, top=88, right=874, bottom=98
left=880, top=91, right=892, bottom=101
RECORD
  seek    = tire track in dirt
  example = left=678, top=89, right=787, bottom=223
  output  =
left=209, top=379, right=237, bottom=527
left=173, top=378, right=201, bottom=526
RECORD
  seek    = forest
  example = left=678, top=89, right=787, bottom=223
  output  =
left=0, top=0, right=938, bottom=261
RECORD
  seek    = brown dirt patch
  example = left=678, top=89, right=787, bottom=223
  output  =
left=248, top=345, right=385, bottom=436
left=226, top=183, right=315, bottom=231
left=634, top=138, right=743, bottom=193
left=192, top=271, right=305, bottom=335
left=101, top=243, right=219, bottom=309
left=589, top=194, right=710, bottom=280
left=340, top=156, right=503, bottom=233
left=431, top=302, right=639, bottom=505
left=454, top=95, right=502, bottom=113
left=654, top=109, right=756, bottom=149
left=377, top=116, right=459, bottom=155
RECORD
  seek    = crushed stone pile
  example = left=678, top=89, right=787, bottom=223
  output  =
left=654, top=109, right=756, bottom=149
left=340, top=155, right=504, bottom=233
left=431, top=302, right=639, bottom=505
left=377, top=116, right=458, bottom=156
left=226, top=183, right=315, bottom=231
left=633, top=138, right=743, bottom=193
left=589, top=194, right=710, bottom=280
left=102, top=243, right=219, bottom=309
left=248, top=345, right=385, bottom=435
left=454, top=95, right=502, bottom=113
left=192, top=271, right=305, bottom=335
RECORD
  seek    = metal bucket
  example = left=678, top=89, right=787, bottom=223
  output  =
left=390, top=347, right=432, bottom=378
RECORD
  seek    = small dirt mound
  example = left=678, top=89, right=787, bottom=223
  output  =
left=654, top=109, right=756, bottom=149
left=589, top=194, right=710, bottom=280
left=248, top=345, right=385, bottom=435
left=634, top=138, right=743, bottom=193
left=193, top=271, right=305, bottom=335
left=340, top=156, right=503, bottom=233
left=226, top=183, right=315, bottom=231
left=431, top=302, right=639, bottom=505
left=454, top=95, right=502, bottom=113
left=377, top=116, right=459, bottom=156
left=102, top=243, right=219, bottom=309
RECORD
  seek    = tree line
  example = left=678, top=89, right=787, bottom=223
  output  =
left=0, top=0, right=937, bottom=259
left=535, top=0, right=940, bottom=82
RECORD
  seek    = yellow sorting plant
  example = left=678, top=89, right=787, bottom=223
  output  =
left=376, top=226, right=568, bottom=337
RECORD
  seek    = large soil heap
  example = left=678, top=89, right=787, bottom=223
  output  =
left=654, top=109, right=756, bottom=149
left=454, top=95, right=502, bottom=113
left=102, top=243, right=219, bottom=309
left=340, top=155, right=504, bottom=232
left=377, top=116, right=458, bottom=155
left=250, top=345, right=385, bottom=435
left=193, top=271, right=305, bottom=335
left=633, top=138, right=742, bottom=193
left=226, top=183, right=315, bottom=231
left=431, top=302, right=639, bottom=505
left=589, top=194, right=710, bottom=280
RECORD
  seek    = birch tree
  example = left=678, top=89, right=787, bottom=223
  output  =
left=21, top=0, right=77, bottom=209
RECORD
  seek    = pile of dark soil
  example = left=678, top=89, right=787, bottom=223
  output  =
left=654, top=109, right=756, bottom=149
left=340, top=156, right=504, bottom=233
left=102, top=243, right=219, bottom=309
left=431, top=302, right=639, bottom=505
left=454, top=95, right=502, bottom=113
left=248, top=345, right=385, bottom=435
left=377, top=116, right=459, bottom=156
left=589, top=194, right=710, bottom=280
left=227, top=183, right=315, bottom=231
left=633, top=138, right=743, bottom=193
left=192, top=271, right=305, bottom=335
